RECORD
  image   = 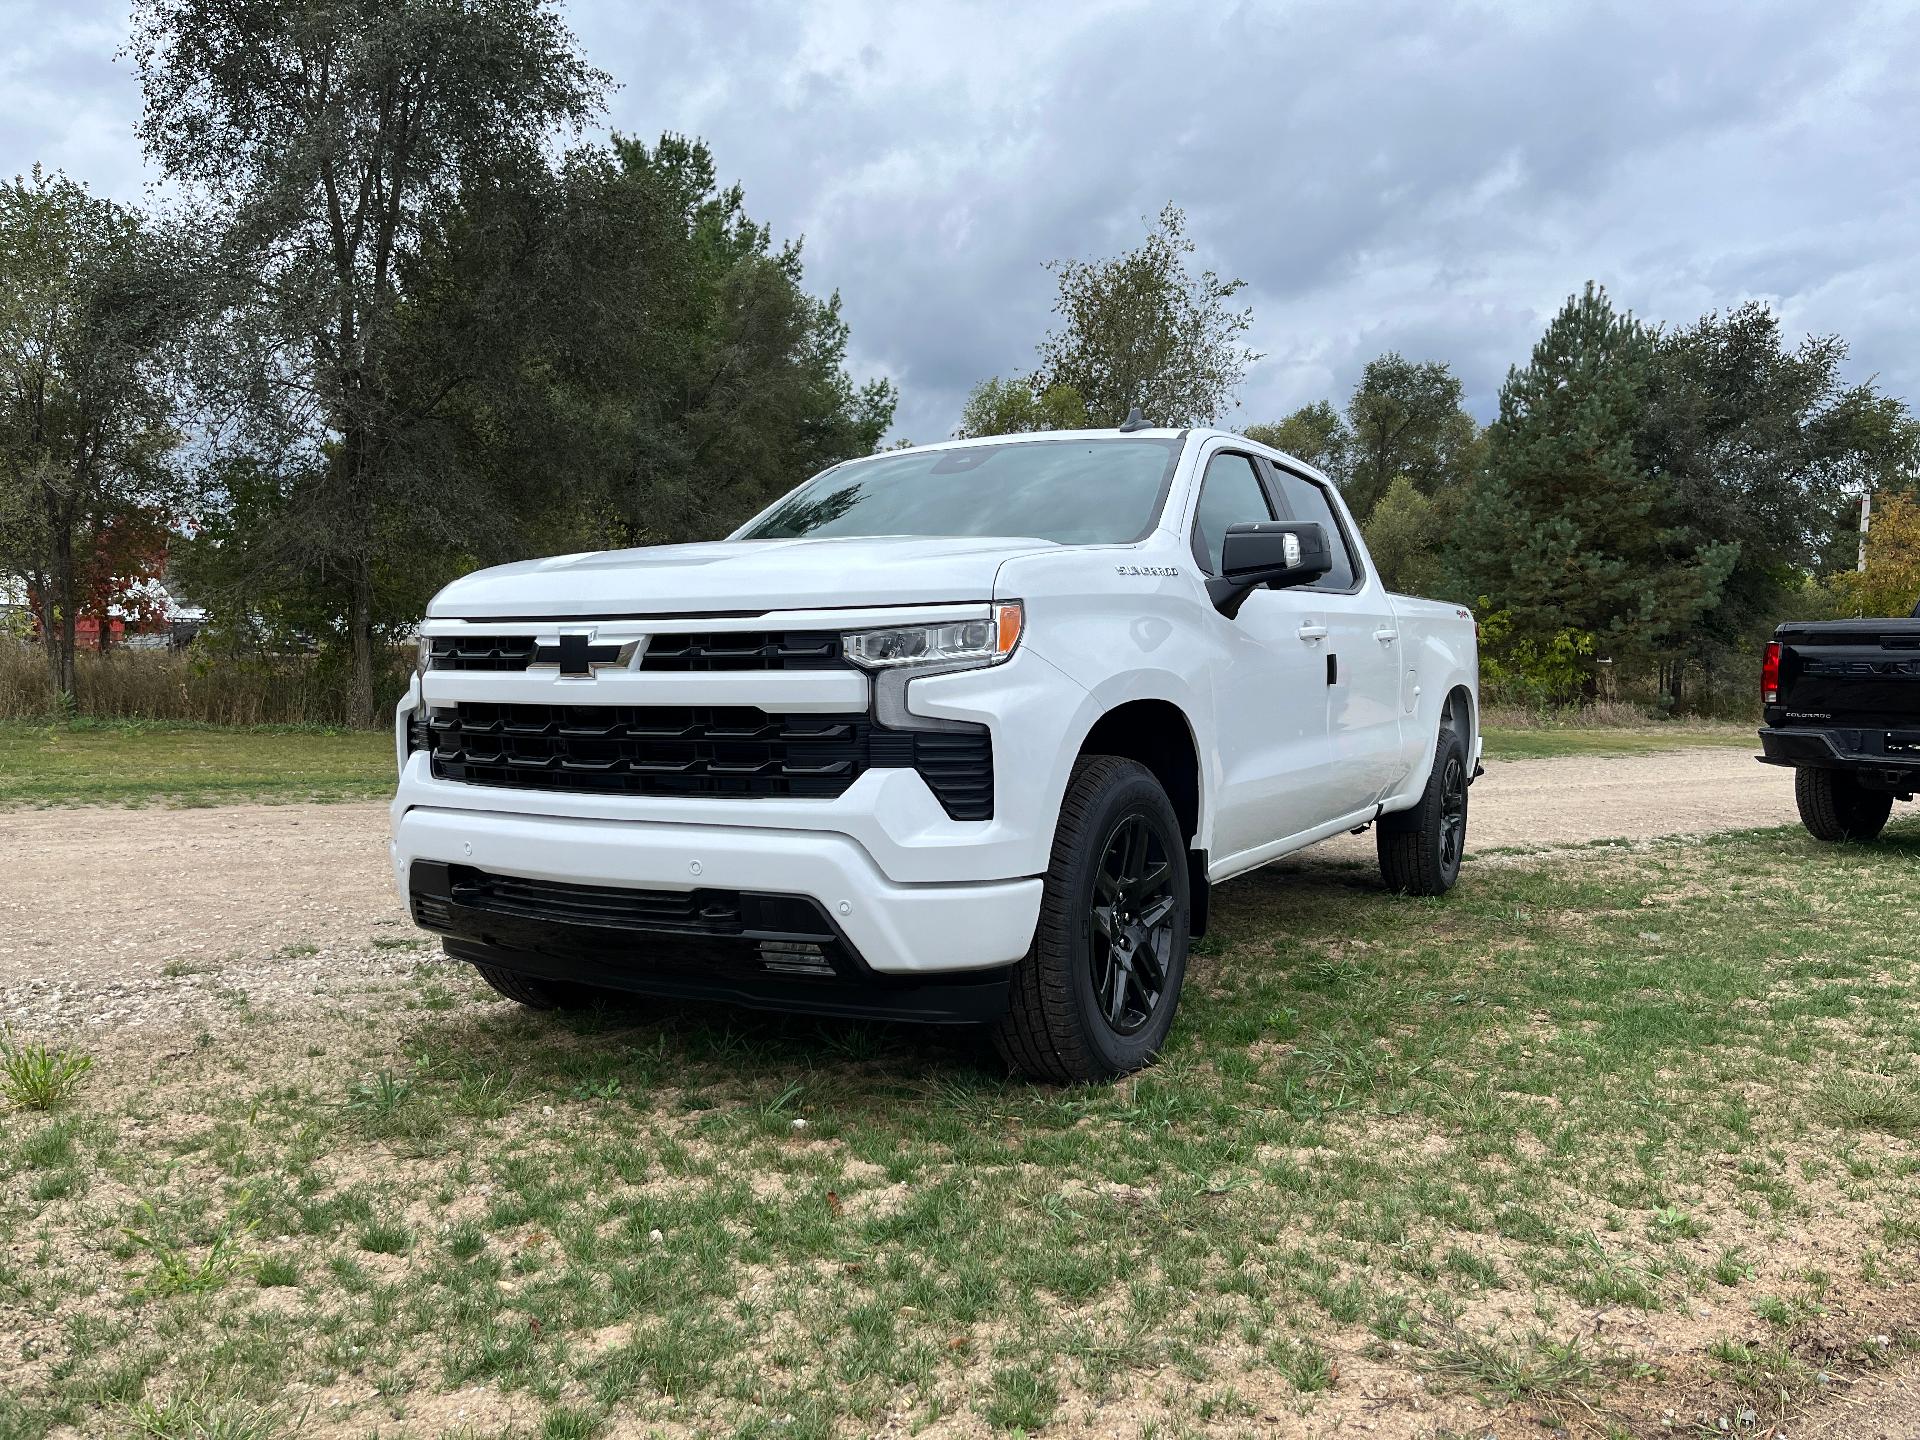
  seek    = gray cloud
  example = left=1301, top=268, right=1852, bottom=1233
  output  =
left=6, top=0, right=1917, bottom=445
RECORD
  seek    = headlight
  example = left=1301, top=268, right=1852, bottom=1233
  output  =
left=843, top=602, right=1024, bottom=671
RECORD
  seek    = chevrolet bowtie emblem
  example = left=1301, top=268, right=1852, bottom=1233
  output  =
left=529, top=631, right=640, bottom=677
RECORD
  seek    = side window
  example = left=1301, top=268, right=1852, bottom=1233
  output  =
left=1271, top=468, right=1359, bottom=591
left=1189, top=452, right=1274, bottom=575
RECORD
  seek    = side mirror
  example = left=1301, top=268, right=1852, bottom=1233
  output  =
left=1209, top=521, right=1333, bottom=617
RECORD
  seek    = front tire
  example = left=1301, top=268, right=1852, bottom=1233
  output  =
left=1795, top=767, right=1892, bottom=842
left=470, top=962, right=603, bottom=1011
left=994, top=757, right=1191, bottom=1083
left=1378, top=725, right=1469, bottom=896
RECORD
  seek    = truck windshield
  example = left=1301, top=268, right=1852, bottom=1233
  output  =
left=735, top=437, right=1182, bottom=545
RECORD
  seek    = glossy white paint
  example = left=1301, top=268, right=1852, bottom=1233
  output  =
left=393, top=427, right=1478, bottom=972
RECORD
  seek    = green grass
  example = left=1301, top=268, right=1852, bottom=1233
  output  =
left=0, top=720, right=392, bottom=807
left=2, top=817, right=1915, bottom=1437
left=1483, top=722, right=1756, bottom=759
left=0, top=1031, right=94, bottom=1110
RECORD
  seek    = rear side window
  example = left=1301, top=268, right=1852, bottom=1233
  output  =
left=1190, top=452, right=1274, bottom=575
left=1271, top=468, right=1359, bottom=591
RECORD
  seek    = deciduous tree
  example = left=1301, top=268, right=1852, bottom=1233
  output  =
left=1035, top=204, right=1258, bottom=428
left=1831, top=493, right=1920, bottom=618
left=0, top=167, right=187, bottom=699
left=1243, top=400, right=1349, bottom=481
left=130, top=0, right=610, bottom=719
left=1341, top=354, right=1482, bottom=521
left=954, top=376, right=1087, bottom=438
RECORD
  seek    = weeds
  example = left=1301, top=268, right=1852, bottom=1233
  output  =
left=1820, top=1074, right=1920, bottom=1137
left=122, top=1390, right=295, bottom=1439
left=1417, top=1324, right=1604, bottom=1404
left=0, top=1029, right=93, bottom=1110
left=122, top=1201, right=253, bottom=1300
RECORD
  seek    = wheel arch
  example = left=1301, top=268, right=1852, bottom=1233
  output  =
left=1073, top=697, right=1210, bottom=936
left=1442, top=683, right=1474, bottom=744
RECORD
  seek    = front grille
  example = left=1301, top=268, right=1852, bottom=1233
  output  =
left=428, top=702, right=993, bottom=819
left=639, top=631, right=844, bottom=671
left=428, top=635, right=538, bottom=671
left=425, top=630, right=849, bottom=672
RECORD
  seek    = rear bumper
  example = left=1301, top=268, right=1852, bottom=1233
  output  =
left=391, top=804, right=1042, bottom=982
left=1757, top=727, right=1920, bottom=790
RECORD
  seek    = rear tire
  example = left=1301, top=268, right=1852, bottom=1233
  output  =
left=994, top=756, right=1191, bottom=1084
left=1795, top=767, right=1892, bottom=842
left=470, top=962, right=603, bottom=1011
left=1378, top=725, right=1469, bottom=896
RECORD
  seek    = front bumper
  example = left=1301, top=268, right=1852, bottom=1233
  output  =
left=391, top=803, right=1043, bottom=981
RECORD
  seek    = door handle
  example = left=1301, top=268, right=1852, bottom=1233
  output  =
left=1297, top=624, right=1328, bottom=642
left=1374, top=628, right=1398, bottom=644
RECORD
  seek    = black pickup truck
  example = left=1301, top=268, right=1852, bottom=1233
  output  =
left=1758, top=597, right=1920, bottom=840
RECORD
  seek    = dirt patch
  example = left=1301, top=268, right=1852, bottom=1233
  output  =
left=1318, top=744, right=1797, bottom=860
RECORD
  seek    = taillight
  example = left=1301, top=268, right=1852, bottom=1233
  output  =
left=1761, top=640, right=1781, bottom=705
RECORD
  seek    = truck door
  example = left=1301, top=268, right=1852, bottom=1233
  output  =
left=1266, top=463, right=1405, bottom=808
left=1188, top=448, right=1341, bottom=860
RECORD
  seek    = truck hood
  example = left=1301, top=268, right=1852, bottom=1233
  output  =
left=426, top=536, right=1058, bottom=620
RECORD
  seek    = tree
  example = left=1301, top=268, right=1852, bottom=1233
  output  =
left=1246, top=360, right=1480, bottom=522
left=1450, top=284, right=1736, bottom=692
left=174, top=132, right=897, bottom=648
left=130, top=0, right=610, bottom=719
left=954, top=376, right=1087, bottom=438
left=1363, top=475, right=1456, bottom=596
left=1639, top=302, right=1920, bottom=688
left=0, top=167, right=187, bottom=699
left=1034, top=204, right=1259, bottom=428
left=548, top=134, right=897, bottom=546
left=1243, top=400, right=1349, bottom=480
left=1341, top=354, right=1482, bottom=521
left=1831, top=493, right=1920, bottom=618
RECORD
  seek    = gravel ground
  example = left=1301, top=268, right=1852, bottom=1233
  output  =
left=1, top=745, right=1799, bottom=1030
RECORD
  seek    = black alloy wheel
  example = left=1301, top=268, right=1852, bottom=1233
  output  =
left=994, top=755, right=1192, bottom=1082
left=1437, top=752, right=1467, bottom=872
left=1377, top=723, right=1470, bottom=896
left=1088, top=812, right=1179, bottom=1036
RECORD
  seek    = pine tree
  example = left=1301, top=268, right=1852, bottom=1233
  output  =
left=1452, top=284, right=1735, bottom=690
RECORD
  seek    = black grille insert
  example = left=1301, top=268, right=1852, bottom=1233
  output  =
left=640, top=630, right=844, bottom=671
left=428, top=702, right=993, bottom=818
left=443, top=867, right=837, bottom=939
left=428, top=635, right=538, bottom=671
left=425, top=630, right=849, bottom=672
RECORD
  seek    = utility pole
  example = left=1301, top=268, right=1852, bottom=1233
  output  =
left=1859, top=491, right=1873, bottom=572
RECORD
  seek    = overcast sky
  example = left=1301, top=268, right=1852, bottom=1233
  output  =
left=4, top=0, right=1917, bottom=445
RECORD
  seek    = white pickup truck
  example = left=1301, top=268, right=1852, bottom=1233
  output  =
left=393, top=425, right=1480, bottom=1080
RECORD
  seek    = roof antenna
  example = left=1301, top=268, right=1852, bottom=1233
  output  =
left=1117, top=406, right=1150, bottom=433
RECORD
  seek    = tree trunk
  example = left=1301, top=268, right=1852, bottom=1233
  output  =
left=48, top=523, right=78, bottom=704
left=348, top=549, right=375, bottom=725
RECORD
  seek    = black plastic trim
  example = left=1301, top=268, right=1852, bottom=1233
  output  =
left=409, top=862, right=1011, bottom=1024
